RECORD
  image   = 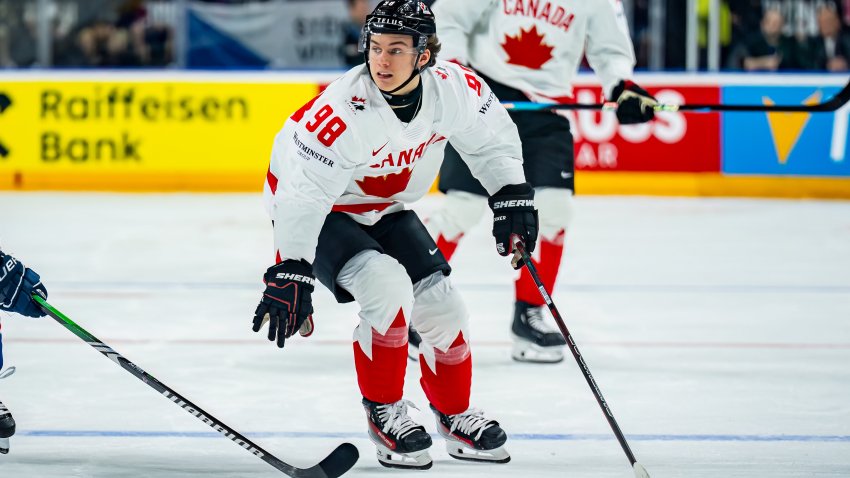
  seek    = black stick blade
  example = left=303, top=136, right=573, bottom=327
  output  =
left=318, top=443, right=359, bottom=478
left=285, top=443, right=358, bottom=478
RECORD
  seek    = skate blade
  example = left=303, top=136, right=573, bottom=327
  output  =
left=511, top=339, right=564, bottom=364
left=446, top=442, right=510, bottom=464
left=0, top=366, right=16, bottom=380
left=376, top=447, right=432, bottom=470
left=0, top=437, right=9, bottom=454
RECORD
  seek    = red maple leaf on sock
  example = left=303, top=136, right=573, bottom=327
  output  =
left=501, top=25, right=554, bottom=69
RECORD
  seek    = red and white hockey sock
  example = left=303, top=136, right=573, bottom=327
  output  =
left=515, top=229, right=566, bottom=306
left=353, top=308, right=409, bottom=404
left=419, top=332, right=471, bottom=415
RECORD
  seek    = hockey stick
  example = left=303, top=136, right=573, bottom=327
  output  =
left=511, top=242, right=651, bottom=478
left=32, top=295, right=358, bottom=478
left=503, top=78, right=850, bottom=113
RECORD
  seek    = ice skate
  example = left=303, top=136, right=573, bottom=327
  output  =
left=431, top=405, right=510, bottom=463
left=363, top=398, right=433, bottom=470
left=511, top=301, right=567, bottom=363
left=407, top=326, right=422, bottom=362
left=0, top=400, right=15, bottom=455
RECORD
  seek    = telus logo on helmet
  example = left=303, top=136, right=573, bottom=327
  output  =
left=373, top=18, right=404, bottom=27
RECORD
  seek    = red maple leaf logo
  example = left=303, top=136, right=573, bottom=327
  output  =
left=501, top=25, right=554, bottom=69
left=356, top=168, right=413, bottom=198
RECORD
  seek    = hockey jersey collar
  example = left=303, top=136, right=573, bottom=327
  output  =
left=362, top=67, right=436, bottom=137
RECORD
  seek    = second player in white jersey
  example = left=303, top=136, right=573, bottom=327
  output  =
left=425, top=0, right=658, bottom=364
left=434, top=0, right=635, bottom=101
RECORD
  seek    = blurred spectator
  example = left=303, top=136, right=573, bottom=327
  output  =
left=52, top=25, right=89, bottom=67
left=798, top=4, right=850, bottom=71
left=726, top=8, right=800, bottom=70
left=117, top=0, right=147, bottom=29
left=728, top=0, right=763, bottom=44
left=142, top=24, right=172, bottom=66
left=75, top=12, right=142, bottom=67
left=0, top=2, right=38, bottom=67
left=117, top=0, right=172, bottom=66
left=340, top=0, right=369, bottom=67
left=3, top=0, right=846, bottom=71
left=762, top=0, right=836, bottom=40
left=0, top=0, right=173, bottom=68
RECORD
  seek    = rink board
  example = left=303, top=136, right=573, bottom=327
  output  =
left=0, top=72, right=848, bottom=198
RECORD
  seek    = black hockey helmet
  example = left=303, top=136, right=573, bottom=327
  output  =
left=359, top=0, right=437, bottom=58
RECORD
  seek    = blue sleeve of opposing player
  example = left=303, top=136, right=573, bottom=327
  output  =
left=0, top=251, right=48, bottom=318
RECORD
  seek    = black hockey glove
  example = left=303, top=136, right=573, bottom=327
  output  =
left=611, top=80, right=657, bottom=124
left=253, top=259, right=315, bottom=349
left=0, top=251, right=48, bottom=318
left=488, top=183, right=538, bottom=269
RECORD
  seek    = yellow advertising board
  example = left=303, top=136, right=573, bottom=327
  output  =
left=0, top=76, right=321, bottom=191
left=2, top=72, right=848, bottom=198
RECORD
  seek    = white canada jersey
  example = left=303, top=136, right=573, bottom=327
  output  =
left=264, top=61, right=525, bottom=263
left=431, top=0, right=635, bottom=101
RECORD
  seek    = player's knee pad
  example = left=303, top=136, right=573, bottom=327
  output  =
left=410, top=272, right=469, bottom=353
left=426, top=190, right=489, bottom=242
left=337, top=250, right=414, bottom=335
left=535, top=187, right=576, bottom=241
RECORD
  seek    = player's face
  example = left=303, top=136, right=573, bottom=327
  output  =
left=368, top=33, right=430, bottom=94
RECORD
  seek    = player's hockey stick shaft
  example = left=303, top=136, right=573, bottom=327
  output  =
left=32, top=295, right=358, bottom=478
left=512, top=242, right=650, bottom=478
left=503, top=77, right=850, bottom=113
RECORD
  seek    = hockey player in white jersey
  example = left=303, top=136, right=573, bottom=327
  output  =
left=421, top=0, right=657, bottom=363
left=0, top=249, right=49, bottom=454
left=254, top=0, right=538, bottom=470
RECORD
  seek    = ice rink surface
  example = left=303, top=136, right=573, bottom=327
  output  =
left=0, top=192, right=848, bottom=478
